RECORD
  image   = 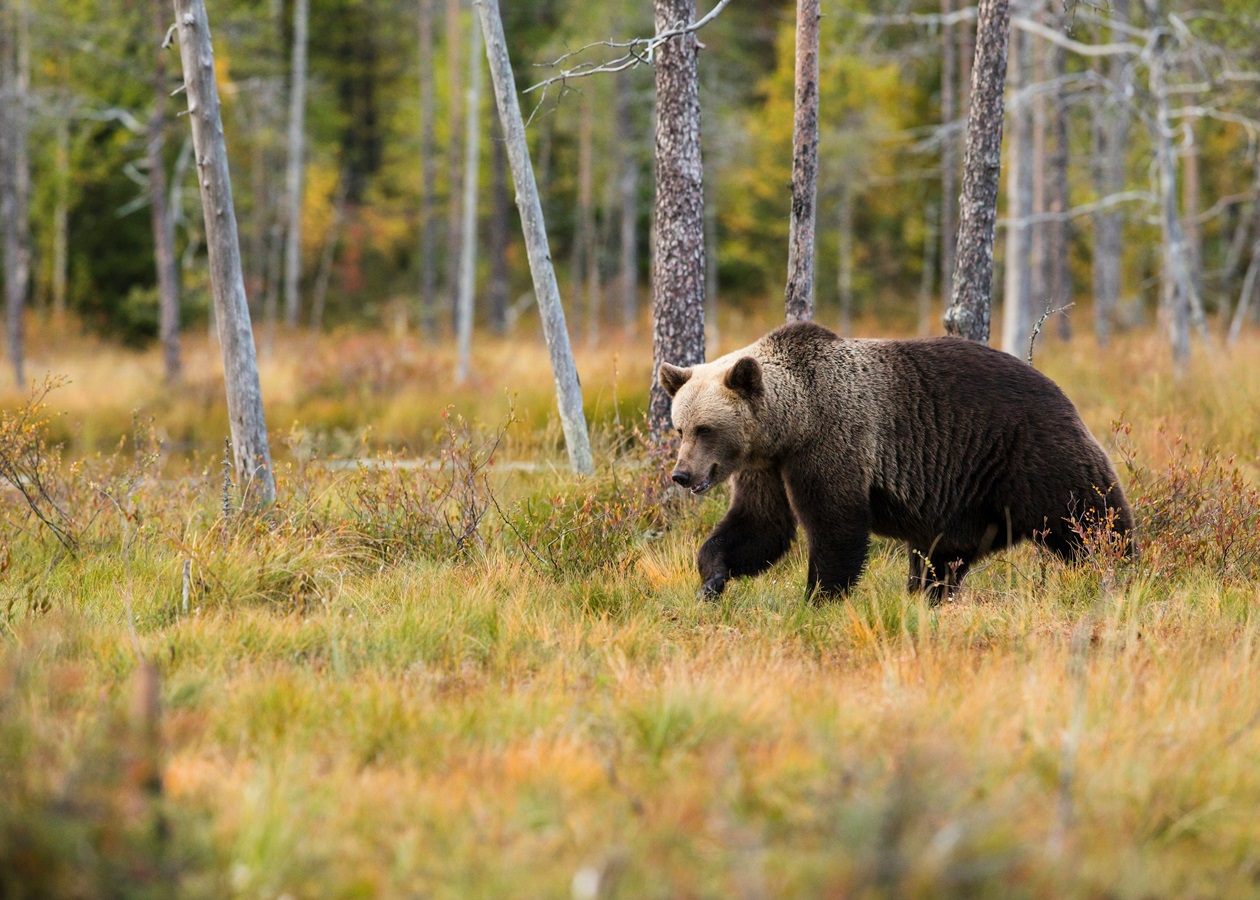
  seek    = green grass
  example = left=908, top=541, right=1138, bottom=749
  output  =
left=3, top=327, right=1260, bottom=897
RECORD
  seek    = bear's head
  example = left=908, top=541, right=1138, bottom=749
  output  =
left=658, top=355, right=764, bottom=494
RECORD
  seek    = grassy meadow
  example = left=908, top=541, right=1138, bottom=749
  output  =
left=2, top=319, right=1260, bottom=898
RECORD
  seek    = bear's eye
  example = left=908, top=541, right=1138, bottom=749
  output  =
left=693, top=425, right=712, bottom=439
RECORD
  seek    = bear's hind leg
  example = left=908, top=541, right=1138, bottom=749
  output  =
left=697, top=469, right=796, bottom=598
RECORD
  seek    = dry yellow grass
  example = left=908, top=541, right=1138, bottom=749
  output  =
left=2, top=322, right=1259, bottom=897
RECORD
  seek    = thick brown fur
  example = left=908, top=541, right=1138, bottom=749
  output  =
left=661, top=321, right=1135, bottom=601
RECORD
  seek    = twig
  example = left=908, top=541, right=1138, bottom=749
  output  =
left=1028, top=302, right=1076, bottom=365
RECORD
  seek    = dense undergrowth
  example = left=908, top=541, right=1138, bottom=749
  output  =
left=2, top=328, right=1259, bottom=897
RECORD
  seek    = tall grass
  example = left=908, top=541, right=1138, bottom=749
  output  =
left=2, top=326, right=1259, bottom=897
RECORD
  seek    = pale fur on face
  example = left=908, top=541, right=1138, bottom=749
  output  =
left=661, top=356, right=762, bottom=494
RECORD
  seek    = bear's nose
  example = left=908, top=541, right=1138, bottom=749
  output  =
left=671, top=470, right=692, bottom=487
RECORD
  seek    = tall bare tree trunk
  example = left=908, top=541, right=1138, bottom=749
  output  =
left=573, top=91, right=594, bottom=340
left=454, top=15, right=481, bottom=385
left=172, top=0, right=275, bottom=507
left=1092, top=0, right=1128, bottom=346
left=1001, top=0, right=1034, bottom=358
left=784, top=0, right=821, bottom=322
left=488, top=113, right=509, bottom=336
left=617, top=69, right=640, bottom=336
left=1045, top=13, right=1071, bottom=340
left=474, top=0, right=592, bottom=474
left=52, top=114, right=69, bottom=325
left=649, top=0, right=706, bottom=439
left=1, top=0, right=30, bottom=387
left=838, top=183, right=855, bottom=336
left=282, top=0, right=309, bottom=329
left=945, top=0, right=1011, bottom=343
left=940, top=0, right=957, bottom=310
left=704, top=179, right=719, bottom=353
left=152, top=0, right=182, bottom=382
left=445, top=0, right=464, bottom=330
left=418, top=0, right=438, bottom=336
left=1182, top=121, right=1203, bottom=303
left=1145, top=11, right=1192, bottom=374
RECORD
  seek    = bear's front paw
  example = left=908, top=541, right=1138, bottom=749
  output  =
left=699, top=574, right=728, bottom=600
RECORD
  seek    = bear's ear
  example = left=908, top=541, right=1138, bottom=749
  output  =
left=724, top=357, right=763, bottom=398
left=658, top=363, right=692, bottom=398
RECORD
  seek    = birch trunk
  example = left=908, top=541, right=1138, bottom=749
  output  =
left=152, top=0, right=182, bottom=382
left=618, top=68, right=640, bottom=335
left=940, top=0, right=957, bottom=309
left=784, top=0, right=821, bottom=322
left=945, top=0, right=1011, bottom=343
left=445, top=0, right=464, bottom=330
left=418, top=0, right=438, bottom=336
left=282, top=0, right=309, bottom=329
left=489, top=112, right=509, bottom=336
left=52, top=114, right=69, bottom=324
left=1, top=0, right=30, bottom=386
left=473, top=0, right=593, bottom=475
left=572, top=92, right=594, bottom=340
left=454, top=15, right=481, bottom=385
left=649, top=0, right=706, bottom=439
left=171, top=0, right=275, bottom=507
left=1001, top=1, right=1034, bottom=358
left=1146, top=18, right=1192, bottom=373
left=1091, top=0, right=1129, bottom=346
left=1045, top=17, right=1070, bottom=340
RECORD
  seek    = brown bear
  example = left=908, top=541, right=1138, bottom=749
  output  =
left=659, top=321, right=1134, bottom=600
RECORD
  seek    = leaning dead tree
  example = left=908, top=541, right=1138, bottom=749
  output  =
left=170, top=0, right=276, bottom=507
left=944, top=0, right=1011, bottom=344
left=473, top=0, right=593, bottom=475
left=784, top=0, right=821, bottom=323
left=649, top=0, right=707, bottom=441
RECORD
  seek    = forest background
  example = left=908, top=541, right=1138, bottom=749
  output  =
left=5, top=1, right=1260, bottom=896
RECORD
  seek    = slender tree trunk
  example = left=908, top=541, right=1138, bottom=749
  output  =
left=784, top=0, right=821, bottom=322
left=282, top=0, right=309, bottom=329
left=1092, top=0, right=1129, bottom=346
left=1, top=0, right=30, bottom=387
left=572, top=91, right=594, bottom=339
left=152, top=0, right=182, bottom=382
left=172, top=0, right=275, bottom=507
left=945, top=0, right=1011, bottom=343
left=445, top=0, right=464, bottom=331
left=1228, top=231, right=1260, bottom=345
left=649, top=0, right=706, bottom=440
left=474, top=0, right=593, bottom=474
left=1145, top=13, right=1192, bottom=374
left=52, top=114, right=69, bottom=324
left=1182, top=121, right=1203, bottom=303
left=617, top=69, right=640, bottom=336
left=1045, top=15, right=1071, bottom=340
left=1029, top=2, right=1048, bottom=308
left=918, top=202, right=938, bottom=337
left=940, top=0, right=957, bottom=309
left=418, top=0, right=438, bottom=337
left=838, top=183, right=855, bottom=336
left=1001, top=0, right=1034, bottom=357
left=454, top=15, right=481, bottom=384
left=309, top=171, right=347, bottom=332
left=489, top=113, right=509, bottom=336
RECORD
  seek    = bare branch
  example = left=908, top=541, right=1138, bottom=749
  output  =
left=524, top=0, right=734, bottom=96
